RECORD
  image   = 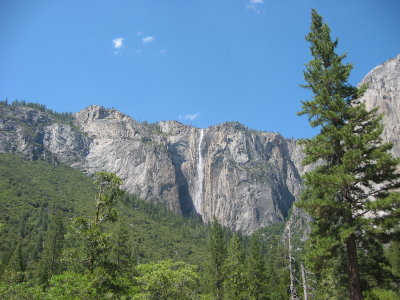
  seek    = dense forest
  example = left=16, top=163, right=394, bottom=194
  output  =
left=0, top=153, right=294, bottom=299
left=0, top=154, right=398, bottom=299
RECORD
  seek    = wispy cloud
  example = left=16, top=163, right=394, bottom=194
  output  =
left=142, top=36, right=155, bottom=44
left=179, top=113, right=200, bottom=121
left=247, top=0, right=264, bottom=13
left=112, top=37, right=124, bottom=49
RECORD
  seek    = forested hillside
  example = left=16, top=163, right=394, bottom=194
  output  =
left=0, top=153, right=293, bottom=299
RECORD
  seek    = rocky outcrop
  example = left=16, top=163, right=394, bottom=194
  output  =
left=359, top=54, right=400, bottom=157
left=73, top=106, right=181, bottom=213
left=0, top=54, right=399, bottom=234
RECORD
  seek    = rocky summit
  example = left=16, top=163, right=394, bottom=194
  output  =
left=1, top=54, right=399, bottom=234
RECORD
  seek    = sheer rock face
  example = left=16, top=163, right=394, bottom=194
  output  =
left=359, top=54, right=400, bottom=157
left=159, top=122, right=304, bottom=233
left=0, top=54, right=399, bottom=234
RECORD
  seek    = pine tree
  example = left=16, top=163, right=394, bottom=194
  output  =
left=38, top=212, right=65, bottom=284
left=265, top=236, right=290, bottom=300
left=224, top=234, right=248, bottom=300
left=71, top=172, right=123, bottom=273
left=6, top=243, right=25, bottom=283
left=207, top=217, right=226, bottom=300
left=247, top=234, right=267, bottom=300
left=297, top=9, right=400, bottom=300
left=112, top=223, right=134, bottom=274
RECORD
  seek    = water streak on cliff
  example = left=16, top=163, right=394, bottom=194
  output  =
left=194, top=129, right=205, bottom=214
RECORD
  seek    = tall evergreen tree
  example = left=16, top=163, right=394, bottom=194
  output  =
left=207, top=217, right=226, bottom=300
left=224, top=234, right=248, bottom=300
left=71, top=172, right=123, bottom=273
left=265, top=236, right=290, bottom=300
left=6, top=243, right=25, bottom=283
left=38, top=212, right=65, bottom=284
left=112, top=223, right=134, bottom=274
left=297, top=9, right=400, bottom=300
left=247, top=234, right=268, bottom=300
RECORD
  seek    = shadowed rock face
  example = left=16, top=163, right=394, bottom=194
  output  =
left=1, top=54, right=399, bottom=234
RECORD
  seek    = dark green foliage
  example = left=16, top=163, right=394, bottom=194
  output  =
left=297, top=9, right=400, bottom=299
left=0, top=153, right=96, bottom=278
left=247, top=234, right=268, bottom=300
left=111, top=224, right=135, bottom=274
left=314, top=252, right=349, bottom=299
left=68, top=171, right=123, bottom=273
left=0, top=281, right=45, bottom=299
left=121, top=194, right=210, bottom=266
left=265, top=237, right=290, bottom=300
left=207, top=217, right=227, bottom=300
left=0, top=153, right=215, bottom=297
left=38, top=212, right=65, bottom=284
left=5, top=243, right=26, bottom=284
left=224, top=234, right=248, bottom=300
left=251, top=222, right=291, bottom=299
left=386, top=240, right=400, bottom=278
left=0, top=153, right=210, bottom=271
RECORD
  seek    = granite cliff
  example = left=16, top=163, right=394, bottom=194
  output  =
left=359, top=54, right=400, bottom=157
left=0, top=104, right=304, bottom=234
left=1, top=54, right=399, bottom=234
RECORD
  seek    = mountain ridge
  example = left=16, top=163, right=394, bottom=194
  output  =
left=1, top=54, right=399, bottom=234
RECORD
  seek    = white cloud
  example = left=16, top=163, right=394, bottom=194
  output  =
left=112, top=37, right=124, bottom=49
left=142, top=36, right=155, bottom=44
left=137, top=31, right=143, bottom=36
left=247, top=0, right=264, bottom=13
left=179, top=113, right=200, bottom=121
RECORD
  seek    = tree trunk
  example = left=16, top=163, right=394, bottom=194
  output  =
left=301, top=263, right=308, bottom=300
left=346, top=234, right=363, bottom=300
left=288, top=221, right=299, bottom=300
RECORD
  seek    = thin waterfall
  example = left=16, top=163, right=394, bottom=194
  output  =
left=194, top=129, right=204, bottom=214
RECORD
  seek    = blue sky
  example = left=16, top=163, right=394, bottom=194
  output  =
left=1, top=0, right=399, bottom=138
